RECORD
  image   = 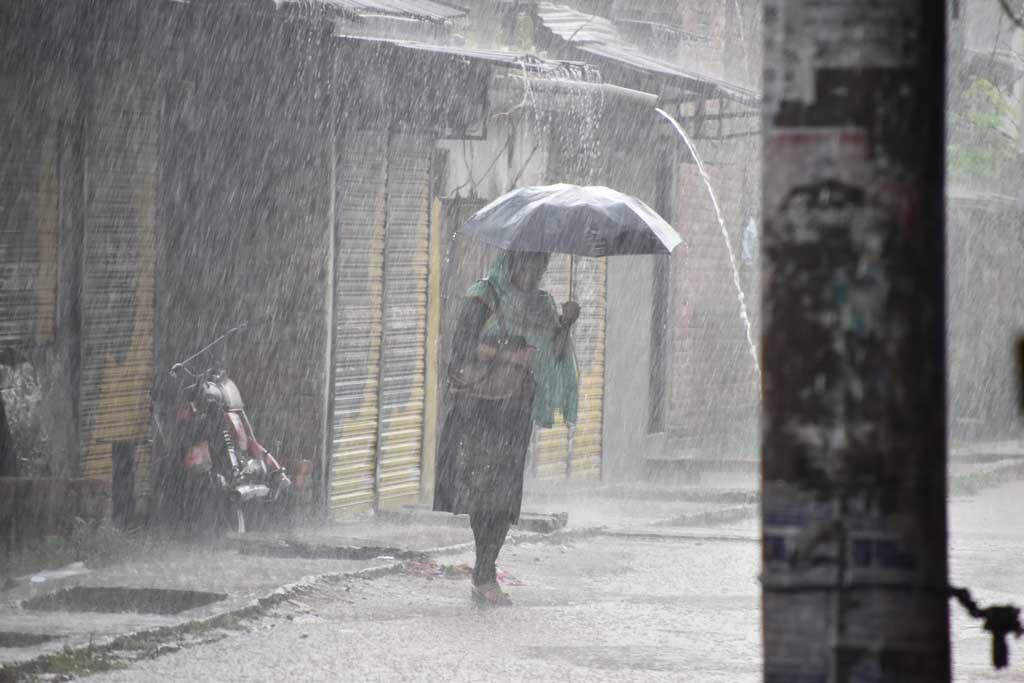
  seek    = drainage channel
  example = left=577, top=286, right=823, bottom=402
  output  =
left=236, top=538, right=429, bottom=562
left=23, top=587, right=227, bottom=616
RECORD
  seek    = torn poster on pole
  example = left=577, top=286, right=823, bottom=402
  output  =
left=761, top=1, right=949, bottom=681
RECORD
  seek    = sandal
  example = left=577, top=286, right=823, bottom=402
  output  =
left=471, top=582, right=512, bottom=607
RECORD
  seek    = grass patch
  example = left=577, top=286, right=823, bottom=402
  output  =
left=1, top=521, right=161, bottom=588
left=0, top=642, right=125, bottom=682
left=0, top=609, right=253, bottom=681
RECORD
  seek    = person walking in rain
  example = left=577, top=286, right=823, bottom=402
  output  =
left=434, top=251, right=580, bottom=606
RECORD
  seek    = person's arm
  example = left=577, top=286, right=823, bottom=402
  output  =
left=449, top=297, right=491, bottom=376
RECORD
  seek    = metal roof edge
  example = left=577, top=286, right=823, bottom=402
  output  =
left=183, top=0, right=466, bottom=23
left=335, top=33, right=660, bottom=106
left=534, top=2, right=759, bottom=105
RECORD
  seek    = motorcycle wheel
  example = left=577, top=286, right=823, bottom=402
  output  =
left=226, top=504, right=246, bottom=534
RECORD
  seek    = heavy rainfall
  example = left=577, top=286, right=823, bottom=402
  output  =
left=0, top=1, right=1022, bottom=681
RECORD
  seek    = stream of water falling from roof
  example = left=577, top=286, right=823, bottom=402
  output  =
left=654, top=107, right=761, bottom=378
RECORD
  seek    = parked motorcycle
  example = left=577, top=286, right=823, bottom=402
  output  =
left=151, top=322, right=290, bottom=535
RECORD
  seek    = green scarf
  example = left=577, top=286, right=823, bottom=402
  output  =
left=467, top=252, right=579, bottom=428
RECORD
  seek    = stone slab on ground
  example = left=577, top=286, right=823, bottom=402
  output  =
left=0, top=486, right=762, bottom=674
left=0, top=544, right=392, bottom=667
left=248, top=520, right=473, bottom=556
left=524, top=470, right=758, bottom=505
left=238, top=515, right=565, bottom=562
left=375, top=508, right=570, bottom=534
left=950, top=440, right=1024, bottom=462
left=522, top=487, right=756, bottom=529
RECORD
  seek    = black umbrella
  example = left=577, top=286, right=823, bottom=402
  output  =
left=460, top=184, right=682, bottom=257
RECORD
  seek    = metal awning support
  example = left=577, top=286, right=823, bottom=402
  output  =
left=761, top=2, right=950, bottom=681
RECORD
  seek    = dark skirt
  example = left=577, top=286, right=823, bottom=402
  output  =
left=433, top=386, right=535, bottom=524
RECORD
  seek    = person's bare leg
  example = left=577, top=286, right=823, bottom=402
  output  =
left=470, top=511, right=512, bottom=605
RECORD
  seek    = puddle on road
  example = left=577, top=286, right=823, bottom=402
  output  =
left=236, top=538, right=426, bottom=562
left=23, top=587, right=227, bottom=615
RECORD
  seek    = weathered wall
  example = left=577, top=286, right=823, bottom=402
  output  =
left=947, top=195, right=1024, bottom=443
left=668, top=135, right=760, bottom=462
left=672, top=0, right=761, bottom=89
left=604, top=256, right=663, bottom=480
left=598, top=99, right=671, bottom=479
left=158, top=5, right=332, bottom=490
left=0, top=0, right=155, bottom=485
left=662, top=0, right=763, bottom=465
left=945, top=4, right=1024, bottom=447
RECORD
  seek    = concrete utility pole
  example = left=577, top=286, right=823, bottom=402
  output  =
left=760, top=2, right=949, bottom=681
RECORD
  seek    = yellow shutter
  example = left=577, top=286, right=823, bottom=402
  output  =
left=79, top=76, right=157, bottom=496
left=376, top=134, right=431, bottom=508
left=330, top=131, right=387, bottom=514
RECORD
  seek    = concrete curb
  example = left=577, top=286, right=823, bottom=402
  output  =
left=1, top=504, right=751, bottom=678
left=235, top=537, right=431, bottom=562
left=601, top=528, right=759, bottom=544
left=655, top=503, right=758, bottom=527
left=949, top=460, right=1024, bottom=496
left=375, top=508, right=571, bottom=534
left=0, top=561, right=405, bottom=680
left=524, top=484, right=759, bottom=506
left=0, top=525, right=603, bottom=678
left=412, top=524, right=609, bottom=559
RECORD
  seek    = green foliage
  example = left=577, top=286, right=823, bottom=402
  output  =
left=0, top=642, right=125, bottom=682
left=0, top=520, right=159, bottom=586
left=948, top=78, right=1020, bottom=184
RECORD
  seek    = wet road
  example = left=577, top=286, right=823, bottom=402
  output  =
left=94, top=481, right=1024, bottom=682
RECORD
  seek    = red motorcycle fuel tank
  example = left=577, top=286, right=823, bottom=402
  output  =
left=201, top=377, right=245, bottom=411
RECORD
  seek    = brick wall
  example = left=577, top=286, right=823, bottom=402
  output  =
left=675, top=0, right=728, bottom=82
left=668, top=138, right=760, bottom=460
left=661, top=0, right=762, bottom=462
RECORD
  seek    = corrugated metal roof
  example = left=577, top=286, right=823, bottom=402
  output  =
left=536, top=2, right=757, bottom=103
left=337, top=33, right=575, bottom=72
left=189, top=0, right=465, bottom=21
left=324, top=0, right=465, bottom=21
left=337, top=34, right=532, bottom=63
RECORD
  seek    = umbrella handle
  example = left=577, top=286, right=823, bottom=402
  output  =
left=569, top=254, right=574, bottom=301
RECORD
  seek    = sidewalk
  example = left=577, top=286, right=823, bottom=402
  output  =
left=5, top=447, right=1018, bottom=661
left=0, top=483, right=760, bottom=677
left=949, top=439, right=1024, bottom=462
left=8, top=448, right=1018, bottom=678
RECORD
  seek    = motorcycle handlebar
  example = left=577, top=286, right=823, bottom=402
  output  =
left=168, top=318, right=271, bottom=375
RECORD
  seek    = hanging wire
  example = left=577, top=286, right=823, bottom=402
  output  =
left=999, top=0, right=1024, bottom=29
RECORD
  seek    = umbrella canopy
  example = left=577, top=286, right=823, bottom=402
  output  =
left=459, top=184, right=682, bottom=256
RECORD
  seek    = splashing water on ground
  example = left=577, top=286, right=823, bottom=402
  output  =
left=654, top=108, right=761, bottom=377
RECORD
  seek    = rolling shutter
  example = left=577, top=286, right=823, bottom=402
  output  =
left=376, top=134, right=431, bottom=507
left=569, top=256, right=605, bottom=479
left=79, top=78, right=157, bottom=494
left=330, top=131, right=433, bottom=516
left=330, top=131, right=387, bottom=514
left=532, top=254, right=606, bottom=481
left=533, top=254, right=572, bottom=479
left=0, top=93, right=58, bottom=347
